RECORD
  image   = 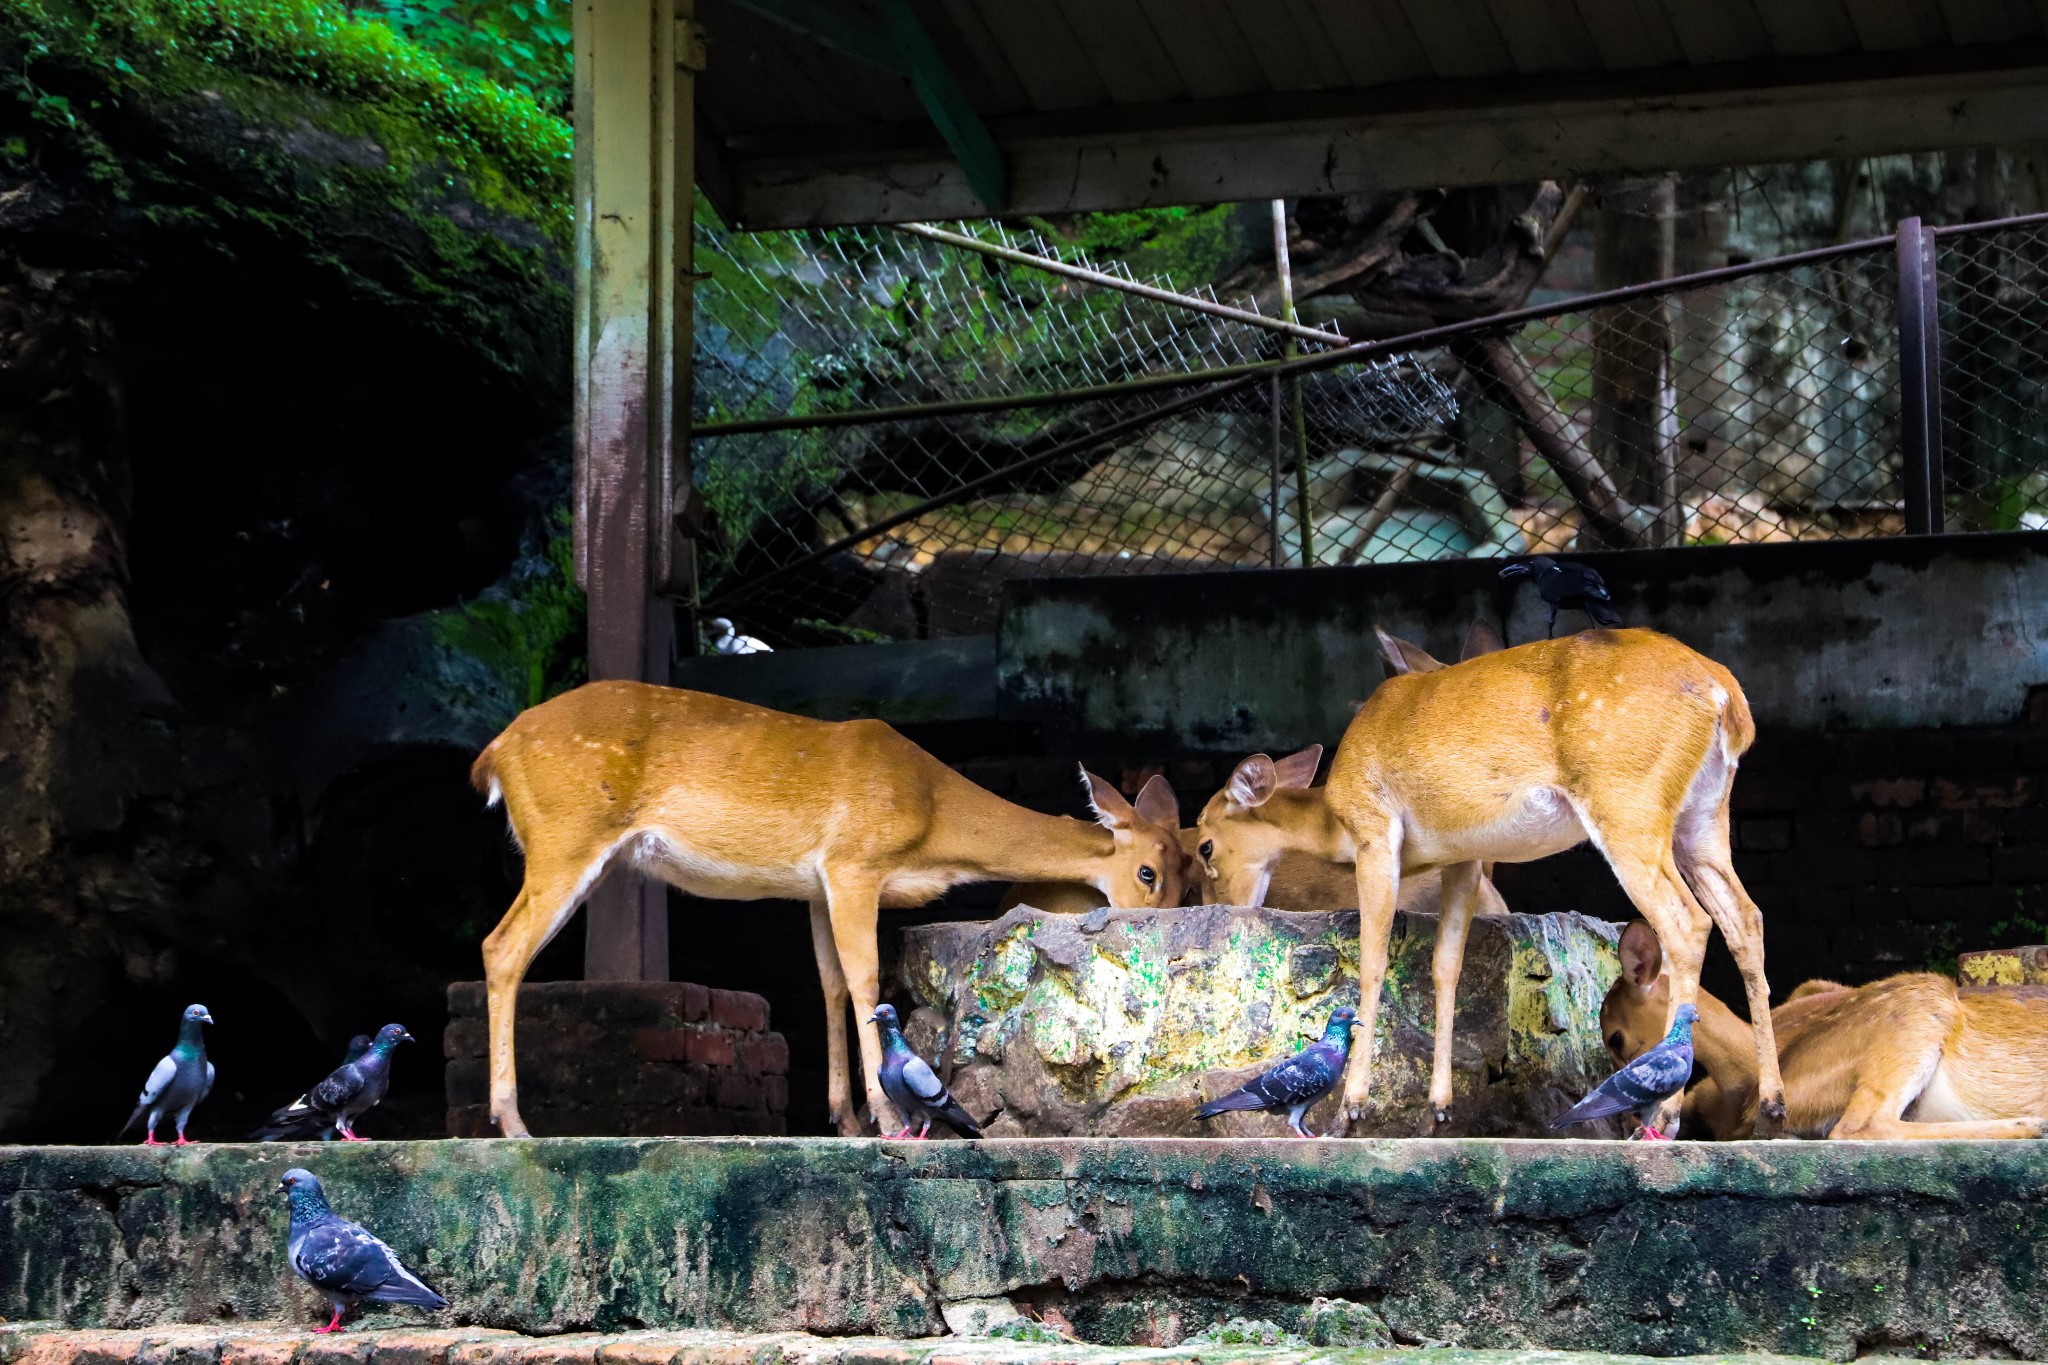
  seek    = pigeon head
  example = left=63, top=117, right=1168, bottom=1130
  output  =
left=277, top=1168, right=333, bottom=1217
left=1671, top=1003, right=1699, bottom=1028
left=867, top=1004, right=900, bottom=1030
left=371, top=1024, right=415, bottom=1052
left=1326, top=1005, right=1358, bottom=1029
left=183, top=1004, right=215, bottom=1025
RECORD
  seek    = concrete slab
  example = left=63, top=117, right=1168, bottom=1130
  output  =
left=2, top=1139, right=2043, bottom=1356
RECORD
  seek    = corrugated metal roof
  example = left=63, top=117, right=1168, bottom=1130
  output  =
left=691, top=0, right=2048, bottom=226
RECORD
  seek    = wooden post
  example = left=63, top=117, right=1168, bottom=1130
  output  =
left=1897, top=215, right=1945, bottom=535
left=572, top=0, right=701, bottom=981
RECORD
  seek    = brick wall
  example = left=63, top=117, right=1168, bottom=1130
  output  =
left=444, top=981, right=788, bottom=1137
left=948, top=721, right=2048, bottom=997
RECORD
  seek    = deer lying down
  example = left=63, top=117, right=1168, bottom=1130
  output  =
left=472, top=682, right=1183, bottom=1137
left=1603, top=921, right=2048, bottom=1140
left=1000, top=827, right=1509, bottom=916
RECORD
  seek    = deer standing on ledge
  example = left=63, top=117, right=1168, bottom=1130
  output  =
left=471, top=681, right=1183, bottom=1137
left=1603, top=921, right=2047, bottom=1140
left=1197, top=626, right=1785, bottom=1138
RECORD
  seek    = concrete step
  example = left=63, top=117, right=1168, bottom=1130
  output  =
left=2, top=1138, right=2044, bottom=1358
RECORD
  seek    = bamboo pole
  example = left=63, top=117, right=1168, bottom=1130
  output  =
left=1272, top=200, right=1314, bottom=566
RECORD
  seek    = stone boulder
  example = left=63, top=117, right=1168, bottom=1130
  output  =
left=892, top=906, right=1622, bottom=1138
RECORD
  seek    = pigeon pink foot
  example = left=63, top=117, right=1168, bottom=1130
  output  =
left=314, top=1307, right=346, bottom=1334
left=143, top=1135, right=163, bottom=1147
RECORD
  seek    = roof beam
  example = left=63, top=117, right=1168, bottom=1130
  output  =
left=722, top=0, right=1007, bottom=212
left=711, top=41, right=2048, bottom=227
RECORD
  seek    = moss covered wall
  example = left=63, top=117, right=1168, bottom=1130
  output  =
left=3, top=1138, right=2046, bottom=1357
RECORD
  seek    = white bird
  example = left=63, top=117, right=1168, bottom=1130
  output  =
left=708, top=617, right=772, bottom=654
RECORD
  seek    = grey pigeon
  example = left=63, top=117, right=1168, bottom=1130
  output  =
left=1500, top=555, right=1623, bottom=636
left=342, top=1035, right=372, bottom=1064
left=253, top=1024, right=413, bottom=1142
left=1196, top=1005, right=1356, bottom=1137
left=1551, top=1002, right=1698, bottom=1140
left=278, top=1168, right=447, bottom=1333
left=868, top=1004, right=981, bottom=1140
left=118, top=1004, right=215, bottom=1146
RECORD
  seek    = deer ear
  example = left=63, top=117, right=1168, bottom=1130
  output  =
left=1376, top=626, right=1446, bottom=676
left=1461, top=619, right=1505, bottom=660
left=1225, top=754, right=1279, bottom=808
left=1081, top=767, right=1137, bottom=830
left=1271, top=744, right=1323, bottom=789
left=1134, top=773, right=1180, bottom=830
left=1618, top=920, right=1664, bottom=987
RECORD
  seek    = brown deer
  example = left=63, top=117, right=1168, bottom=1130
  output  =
left=471, top=682, right=1182, bottom=1137
left=1604, top=921, right=2047, bottom=1140
left=1001, top=827, right=1507, bottom=917
left=1197, top=625, right=1785, bottom=1138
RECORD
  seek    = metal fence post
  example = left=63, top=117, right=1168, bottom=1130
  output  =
left=1897, top=215, right=1944, bottom=535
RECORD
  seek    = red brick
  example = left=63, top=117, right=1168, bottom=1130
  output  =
left=707, top=989, right=769, bottom=1032
left=1858, top=812, right=1903, bottom=847
left=677, top=982, right=710, bottom=1022
left=441, top=1018, right=486, bottom=1059
left=1849, top=778, right=1925, bottom=809
left=22, top=1332, right=168, bottom=1365
left=218, top=1337, right=304, bottom=1365
left=633, top=1029, right=691, bottom=1063
left=445, top=982, right=485, bottom=1017
left=683, top=1028, right=736, bottom=1067
left=367, top=1331, right=521, bottom=1365
left=739, top=1035, right=789, bottom=1075
left=712, top=1071, right=763, bottom=1110
left=763, top=1075, right=789, bottom=1113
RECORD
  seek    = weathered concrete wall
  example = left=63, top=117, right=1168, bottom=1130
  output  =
left=4, top=1139, right=2047, bottom=1357
left=998, top=533, right=2048, bottom=750
left=891, top=908, right=1620, bottom=1139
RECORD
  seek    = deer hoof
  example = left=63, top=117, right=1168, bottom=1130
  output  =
left=1422, top=1106, right=1452, bottom=1136
left=1754, top=1096, right=1788, bottom=1138
left=491, top=1114, right=533, bottom=1140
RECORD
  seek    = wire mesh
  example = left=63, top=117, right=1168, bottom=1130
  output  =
left=1938, top=220, right=2048, bottom=530
left=689, top=213, right=2018, bottom=650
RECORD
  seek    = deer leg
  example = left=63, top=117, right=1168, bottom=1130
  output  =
left=808, top=898, right=860, bottom=1136
left=482, top=865, right=595, bottom=1139
left=1423, top=860, right=1482, bottom=1133
left=1595, top=835, right=1711, bottom=1140
left=1339, top=834, right=1401, bottom=1133
left=823, top=869, right=899, bottom=1136
left=1676, top=802, right=1786, bottom=1136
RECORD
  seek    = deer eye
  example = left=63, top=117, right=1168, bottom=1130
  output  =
left=1138, top=865, right=1157, bottom=887
left=1198, top=840, right=1214, bottom=861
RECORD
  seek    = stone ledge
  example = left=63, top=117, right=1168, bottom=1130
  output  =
left=3, top=1139, right=2044, bottom=1358
left=0, top=1325, right=1878, bottom=1365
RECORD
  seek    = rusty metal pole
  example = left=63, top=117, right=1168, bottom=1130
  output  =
left=1271, top=200, right=1313, bottom=566
left=571, top=0, right=701, bottom=981
left=1897, top=215, right=1945, bottom=535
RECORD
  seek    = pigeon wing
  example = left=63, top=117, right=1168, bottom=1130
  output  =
left=200, top=1060, right=216, bottom=1106
left=136, top=1054, right=176, bottom=1108
left=118, top=1054, right=178, bottom=1136
left=1249, top=1044, right=1340, bottom=1108
left=308, top=1063, right=365, bottom=1115
left=898, top=1054, right=947, bottom=1104
left=293, top=1218, right=446, bottom=1310
left=1551, top=1039, right=1691, bottom=1128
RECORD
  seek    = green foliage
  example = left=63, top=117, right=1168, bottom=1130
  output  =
left=0, top=0, right=570, bottom=205
left=433, top=514, right=587, bottom=708
left=355, top=0, right=569, bottom=108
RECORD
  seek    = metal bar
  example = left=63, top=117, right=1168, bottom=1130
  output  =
left=695, top=357, right=1287, bottom=435
left=1898, top=215, right=1943, bottom=535
left=1271, top=200, right=1313, bottom=565
left=895, top=221, right=1347, bottom=348
left=1927, top=208, right=2048, bottom=237
left=706, top=228, right=1901, bottom=439
left=708, top=371, right=1265, bottom=609
left=1267, top=374, right=1283, bottom=569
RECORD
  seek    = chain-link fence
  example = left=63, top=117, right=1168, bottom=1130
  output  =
left=693, top=211, right=2041, bottom=648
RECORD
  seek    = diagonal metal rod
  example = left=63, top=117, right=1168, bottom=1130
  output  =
left=894, top=221, right=1348, bottom=349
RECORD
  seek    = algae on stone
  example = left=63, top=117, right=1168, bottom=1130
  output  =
left=893, top=907, right=1623, bottom=1137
